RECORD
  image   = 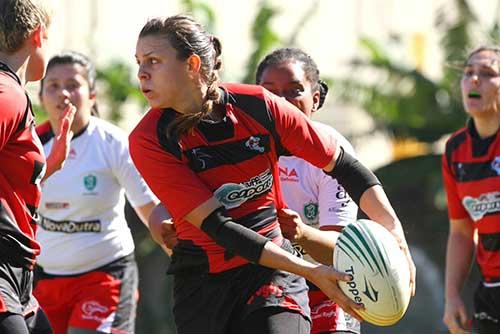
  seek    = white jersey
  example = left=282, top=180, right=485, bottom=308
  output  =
left=279, top=121, right=358, bottom=236
left=37, top=116, right=156, bottom=275
left=279, top=121, right=361, bottom=334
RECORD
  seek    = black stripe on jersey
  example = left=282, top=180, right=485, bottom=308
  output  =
left=224, top=205, right=280, bottom=261
left=38, top=127, right=54, bottom=145
left=26, top=204, right=37, bottom=217
left=468, top=119, right=497, bottom=157
left=479, top=232, right=500, bottom=252
left=15, top=94, right=31, bottom=133
left=472, top=137, right=496, bottom=157
left=30, top=160, right=45, bottom=185
left=185, top=134, right=271, bottom=172
left=236, top=205, right=277, bottom=232
left=227, top=90, right=291, bottom=157
left=445, top=130, right=467, bottom=171
left=156, top=109, right=182, bottom=160
left=198, top=116, right=235, bottom=142
left=452, top=160, right=499, bottom=182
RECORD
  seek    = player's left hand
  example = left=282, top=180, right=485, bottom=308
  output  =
left=277, top=208, right=304, bottom=242
left=43, top=103, right=76, bottom=181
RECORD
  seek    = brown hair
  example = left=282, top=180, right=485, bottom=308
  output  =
left=139, top=15, right=222, bottom=138
left=0, top=0, right=51, bottom=53
left=465, top=45, right=500, bottom=65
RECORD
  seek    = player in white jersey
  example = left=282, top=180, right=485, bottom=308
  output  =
left=33, top=52, right=157, bottom=334
left=256, top=48, right=360, bottom=334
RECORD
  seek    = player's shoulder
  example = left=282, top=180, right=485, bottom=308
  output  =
left=0, top=73, right=27, bottom=117
left=444, top=126, right=468, bottom=154
left=221, top=83, right=266, bottom=97
left=129, top=108, right=163, bottom=140
left=311, top=121, right=356, bottom=156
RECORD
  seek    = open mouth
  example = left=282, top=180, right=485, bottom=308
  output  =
left=468, top=90, right=481, bottom=99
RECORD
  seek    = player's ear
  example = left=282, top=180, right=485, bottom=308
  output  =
left=311, top=89, right=320, bottom=113
left=30, top=25, right=45, bottom=48
left=186, top=54, right=201, bottom=76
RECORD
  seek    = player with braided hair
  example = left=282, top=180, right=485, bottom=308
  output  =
left=131, top=14, right=415, bottom=334
left=256, top=47, right=360, bottom=334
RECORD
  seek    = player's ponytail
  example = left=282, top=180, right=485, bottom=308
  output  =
left=318, top=80, right=328, bottom=110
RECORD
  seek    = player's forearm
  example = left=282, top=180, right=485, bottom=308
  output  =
left=445, top=231, right=474, bottom=299
left=295, top=225, right=339, bottom=265
left=358, top=185, right=406, bottom=244
left=258, top=240, right=322, bottom=280
left=135, top=201, right=159, bottom=227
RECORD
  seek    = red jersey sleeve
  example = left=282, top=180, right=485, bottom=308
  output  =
left=263, top=89, right=338, bottom=169
left=129, top=110, right=213, bottom=221
left=441, top=153, right=468, bottom=220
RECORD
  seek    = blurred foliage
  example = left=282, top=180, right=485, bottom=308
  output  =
left=241, top=1, right=281, bottom=83
left=96, top=61, right=147, bottom=123
left=334, top=0, right=500, bottom=143
left=241, top=0, right=320, bottom=84
left=180, top=0, right=216, bottom=31
left=33, top=103, right=47, bottom=124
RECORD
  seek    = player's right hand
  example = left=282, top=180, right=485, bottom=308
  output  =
left=307, top=264, right=365, bottom=322
left=148, top=204, right=178, bottom=251
left=443, top=295, right=471, bottom=334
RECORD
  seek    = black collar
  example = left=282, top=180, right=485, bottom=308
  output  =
left=0, top=61, right=22, bottom=85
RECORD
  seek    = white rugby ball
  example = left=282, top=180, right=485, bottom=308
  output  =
left=333, top=219, right=411, bottom=326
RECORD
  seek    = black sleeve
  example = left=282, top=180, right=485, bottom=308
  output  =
left=200, top=207, right=269, bottom=263
left=324, top=146, right=381, bottom=204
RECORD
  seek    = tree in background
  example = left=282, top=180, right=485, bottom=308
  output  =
left=334, top=0, right=500, bottom=144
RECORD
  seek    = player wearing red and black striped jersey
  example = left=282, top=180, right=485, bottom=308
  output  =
left=443, top=120, right=500, bottom=280
left=132, top=83, right=336, bottom=274
left=0, top=1, right=71, bottom=333
left=0, top=64, right=45, bottom=270
left=132, top=15, right=413, bottom=334
left=443, top=46, right=500, bottom=334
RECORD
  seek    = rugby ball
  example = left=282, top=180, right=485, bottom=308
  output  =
left=333, top=219, right=411, bottom=326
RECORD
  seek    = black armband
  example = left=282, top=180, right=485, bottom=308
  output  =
left=325, top=146, right=381, bottom=204
left=200, top=207, right=269, bottom=263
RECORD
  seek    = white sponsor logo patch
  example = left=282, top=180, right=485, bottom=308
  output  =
left=214, top=169, right=273, bottom=209
left=245, top=136, right=265, bottom=153
left=491, top=157, right=500, bottom=175
left=81, top=301, right=109, bottom=322
left=462, top=192, right=500, bottom=221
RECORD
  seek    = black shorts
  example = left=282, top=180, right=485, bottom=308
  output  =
left=173, top=263, right=311, bottom=334
left=473, top=282, right=500, bottom=334
left=0, top=259, right=52, bottom=334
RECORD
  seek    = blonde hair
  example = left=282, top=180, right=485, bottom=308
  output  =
left=0, top=0, right=52, bottom=53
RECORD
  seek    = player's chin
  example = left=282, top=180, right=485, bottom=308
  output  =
left=147, top=98, right=167, bottom=109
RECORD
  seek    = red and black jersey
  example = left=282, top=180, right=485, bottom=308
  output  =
left=130, top=83, right=337, bottom=274
left=0, top=63, right=45, bottom=269
left=442, top=119, right=500, bottom=281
